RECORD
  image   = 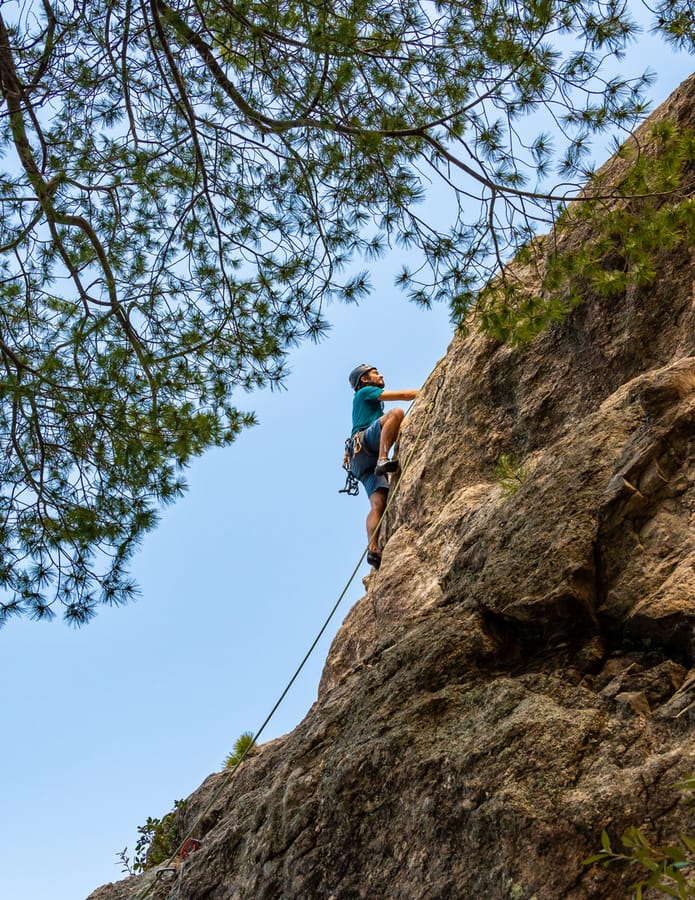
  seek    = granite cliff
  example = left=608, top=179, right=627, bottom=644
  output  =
left=90, top=75, right=695, bottom=900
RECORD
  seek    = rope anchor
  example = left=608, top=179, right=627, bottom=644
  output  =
left=153, top=838, right=202, bottom=882
left=181, top=838, right=201, bottom=857
left=155, top=869, right=177, bottom=882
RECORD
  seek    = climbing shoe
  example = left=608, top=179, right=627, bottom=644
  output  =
left=367, top=549, right=382, bottom=570
left=374, top=458, right=398, bottom=476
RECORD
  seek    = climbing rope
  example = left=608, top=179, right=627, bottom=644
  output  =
left=134, top=367, right=444, bottom=899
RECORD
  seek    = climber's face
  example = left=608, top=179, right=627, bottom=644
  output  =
left=363, top=368, right=385, bottom=388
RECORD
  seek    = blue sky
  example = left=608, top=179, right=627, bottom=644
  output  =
left=1, top=27, right=693, bottom=900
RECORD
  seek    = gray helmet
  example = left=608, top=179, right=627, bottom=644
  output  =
left=349, top=364, right=375, bottom=391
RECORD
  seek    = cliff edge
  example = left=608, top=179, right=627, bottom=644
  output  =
left=90, top=74, right=695, bottom=900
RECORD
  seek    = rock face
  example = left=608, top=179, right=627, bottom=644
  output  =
left=90, top=76, right=695, bottom=900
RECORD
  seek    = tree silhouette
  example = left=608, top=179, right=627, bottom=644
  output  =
left=0, top=0, right=692, bottom=622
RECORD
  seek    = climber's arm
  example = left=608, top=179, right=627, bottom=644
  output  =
left=380, top=390, right=419, bottom=401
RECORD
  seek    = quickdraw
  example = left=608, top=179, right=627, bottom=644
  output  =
left=181, top=838, right=201, bottom=857
left=339, top=434, right=361, bottom=496
left=154, top=838, right=202, bottom=881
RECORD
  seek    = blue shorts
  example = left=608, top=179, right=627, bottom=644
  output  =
left=350, top=418, right=389, bottom=497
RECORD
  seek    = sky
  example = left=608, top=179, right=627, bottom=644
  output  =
left=1, top=22, right=693, bottom=900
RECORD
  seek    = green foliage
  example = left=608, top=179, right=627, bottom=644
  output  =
left=553, top=121, right=695, bottom=295
left=653, top=1, right=695, bottom=51
left=474, top=122, right=695, bottom=346
left=677, top=777, right=695, bottom=797
left=223, top=731, right=256, bottom=769
left=476, top=278, right=571, bottom=347
left=585, top=779, right=695, bottom=898
left=116, top=847, right=134, bottom=877
left=494, top=454, right=529, bottom=496
left=132, top=799, right=187, bottom=873
left=0, top=2, right=692, bottom=622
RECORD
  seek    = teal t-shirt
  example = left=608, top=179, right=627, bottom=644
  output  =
left=352, top=385, right=384, bottom=435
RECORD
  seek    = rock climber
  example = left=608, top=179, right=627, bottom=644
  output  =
left=347, top=364, right=419, bottom=570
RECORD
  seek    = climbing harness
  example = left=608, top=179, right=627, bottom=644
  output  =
left=135, top=367, right=444, bottom=900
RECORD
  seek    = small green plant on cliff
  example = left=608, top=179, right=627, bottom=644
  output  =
left=585, top=777, right=695, bottom=898
left=116, top=847, right=134, bottom=876
left=477, top=122, right=695, bottom=346
left=132, top=799, right=187, bottom=872
left=223, top=731, right=256, bottom=769
left=494, top=454, right=529, bottom=497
